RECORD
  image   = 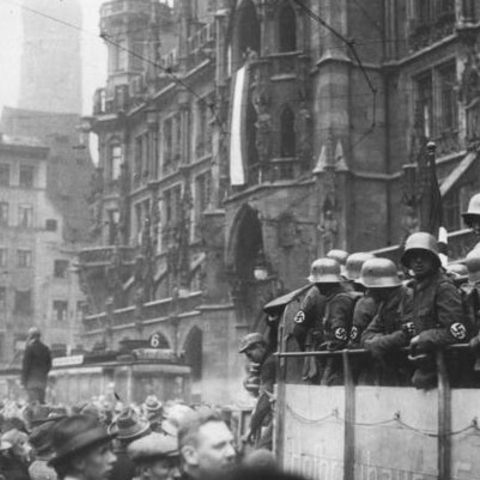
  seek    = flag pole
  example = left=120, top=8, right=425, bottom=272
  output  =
left=427, top=142, right=448, bottom=267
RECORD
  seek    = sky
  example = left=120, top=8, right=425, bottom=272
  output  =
left=0, top=0, right=107, bottom=116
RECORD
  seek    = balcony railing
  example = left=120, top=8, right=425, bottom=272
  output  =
left=78, top=246, right=137, bottom=267
left=247, top=158, right=309, bottom=185
left=83, top=291, right=203, bottom=332
left=100, top=0, right=151, bottom=18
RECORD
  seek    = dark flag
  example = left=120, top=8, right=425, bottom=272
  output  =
left=421, top=142, right=447, bottom=262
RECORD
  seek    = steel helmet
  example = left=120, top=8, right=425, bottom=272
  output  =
left=465, top=249, right=480, bottom=283
left=308, top=258, right=342, bottom=283
left=446, top=262, right=468, bottom=279
left=400, top=232, right=440, bottom=268
left=462, top=193, right=480, bottom=227
left=326, top=249, right=349, bottom=265
left=359, top=258, right=401, bottom=288
left=345, top=252, right=376, bottom=281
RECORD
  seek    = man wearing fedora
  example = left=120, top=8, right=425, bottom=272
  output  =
left=141, top=396, right=163, bottom=432
left=127, top=432, right=180, bottom=480
left=108, top=407, right=151, bottom=480
left=49, top=414, right=117, bottom=480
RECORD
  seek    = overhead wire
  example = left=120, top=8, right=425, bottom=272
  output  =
left=0, top=0, right=228, bottom=135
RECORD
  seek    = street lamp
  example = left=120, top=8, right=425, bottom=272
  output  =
left=253, top=250, right=269, bottom=281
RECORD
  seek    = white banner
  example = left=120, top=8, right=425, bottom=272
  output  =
left=229, top=66, right=246, bottom=185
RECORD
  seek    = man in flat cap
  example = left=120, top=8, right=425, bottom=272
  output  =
left=239, top=333, right=276, bottom=450
left=127, top=432, right=180, bottom=480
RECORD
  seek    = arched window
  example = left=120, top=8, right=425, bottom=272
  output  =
left=235, top=0, right=261, bottom=68
left=280, top=107, right=296, bottom=157
left=279, top=3, right=297, bottom=52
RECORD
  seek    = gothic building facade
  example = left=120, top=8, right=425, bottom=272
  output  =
left=79, top=0, right=480, bottom=404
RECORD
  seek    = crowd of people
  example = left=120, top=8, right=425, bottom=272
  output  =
left=0, top=394, right=291, bottom=480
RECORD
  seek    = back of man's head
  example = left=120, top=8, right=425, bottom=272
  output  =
left=178, top=410, right=223, bottom=450
left=28, top=327, right=41, bottom=340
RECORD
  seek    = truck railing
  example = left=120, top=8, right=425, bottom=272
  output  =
left=274, top=344, right=478, bottom=480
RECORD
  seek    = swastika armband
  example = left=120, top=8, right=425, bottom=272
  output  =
left=334, top=327, right=348, bottom=341
left=450, top=322, right=467, bottom=341
left=350, top=326, right=359, bottom=341
left=294, top=310, right=306, bottom=324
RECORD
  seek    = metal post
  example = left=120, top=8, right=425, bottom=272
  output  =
left=343, top=350, right=355, bottom=480
left=436, top=350, right=451, bottom=480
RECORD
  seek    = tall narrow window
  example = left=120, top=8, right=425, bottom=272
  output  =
left=0, top=203, right=9, bottom=227
left=135, top=136, right=143, bottom=180
left=417, top=0, right=433, bottom=24
left=14, top=289, right=32, bottom=314
left=54, top=260, right=69, bottom=279
left=279, top=4, right=297, bottom=52
left=280, top=107, right=296, bottom=157
left=416, top=73, right=433, bottom=138
left=0, top=248, right=7, bottom=268
left=439, top=63, right=458, bottom=132
left=18, top=205, right=33, bottom=229
left=110, top=144, right=122, bottom=180
left=53, top=300, right=68, bottom=322
left=163, top=118, right=173, bottom=171
left=19, top=165, right=35, bottom=188
left=0, top=287, right=6, bottom=310
left=0, top=164, right=10, bottom=186
left=17, top=249, right=32, bottom=268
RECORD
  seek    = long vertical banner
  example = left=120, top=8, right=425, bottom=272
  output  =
left=229, top=66, right=246, bottom=185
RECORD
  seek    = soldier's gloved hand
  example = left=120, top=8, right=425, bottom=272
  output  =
left=402, top=321, right=416, bottom=339
left=363, top=338, right=385, bottom=357
left=469, top=335, right=480, bottom=352
left=318, top=340, right=343, bottom=351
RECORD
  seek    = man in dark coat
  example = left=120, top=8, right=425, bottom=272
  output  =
left=239, top=333, right=276, bottom=450
left=21, top=327, right=52, bottom=405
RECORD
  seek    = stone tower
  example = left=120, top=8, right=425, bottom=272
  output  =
left=19, top=0, right=82, bottom=114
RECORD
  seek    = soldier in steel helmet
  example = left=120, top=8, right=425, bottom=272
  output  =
left=238, top=333, right=276, bottom=449
left=344, top=252, right=376, bottom=349
left=301, top=258, right=357, bottom=385
left=358, top=258, right=413, bottom=385
left=401, top=232, right=466, bottom=389
left=462, top=193, right=480, bottom=243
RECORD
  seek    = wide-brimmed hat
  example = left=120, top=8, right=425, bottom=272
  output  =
left=30, top=422, right=56, bottom=455
left=108, top=407, right=151, bottom=441
left=142, top=396, right=163, bottom=417
left=49, top=415, right=116, bottom=466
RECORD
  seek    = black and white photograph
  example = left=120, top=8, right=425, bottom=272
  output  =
left=0, top=1, right=479, bottom=479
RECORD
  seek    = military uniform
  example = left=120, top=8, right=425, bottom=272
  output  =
left=408, top=271, right=466, bottom=351
left=317, top=284, right=357, bottom=386
left=291, top=285, right=326, bottom=351
left=350, top=293, right=377, bottom=347
left=360, top=285, right=413, bottom=385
